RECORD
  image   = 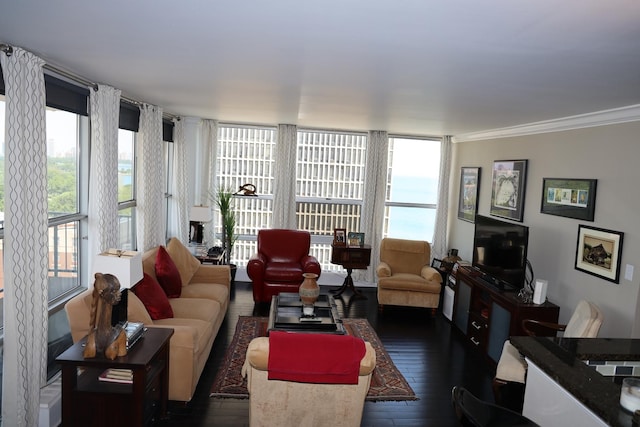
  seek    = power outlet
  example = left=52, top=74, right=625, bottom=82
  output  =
left=625, top=264, right=634, bottom=281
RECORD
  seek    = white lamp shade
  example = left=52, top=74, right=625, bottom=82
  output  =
left=190, top=205, right=212, bottom=223
left=92, top=249, right=143, bottom=290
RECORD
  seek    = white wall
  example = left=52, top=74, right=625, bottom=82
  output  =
left=448, top=121, right=640, bottom=338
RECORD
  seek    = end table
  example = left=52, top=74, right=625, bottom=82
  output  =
left=330, top=243, right=371, bottom=298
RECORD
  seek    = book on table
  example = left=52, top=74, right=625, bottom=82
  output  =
left=98, top=368, right=133, bottom=384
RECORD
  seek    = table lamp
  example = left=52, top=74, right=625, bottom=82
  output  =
left=190, top=205, right=212, bottom=244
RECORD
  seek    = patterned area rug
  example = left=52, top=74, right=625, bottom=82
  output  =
left=210, top=316, right=417, bottom=401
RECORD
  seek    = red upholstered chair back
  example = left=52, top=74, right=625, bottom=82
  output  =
left=258, top=229, right=311, bottom=262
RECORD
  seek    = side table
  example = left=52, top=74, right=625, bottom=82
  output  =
left=330, top=243, right=371, bottom=298
left=195, top=251, right=225, bottom=265
left=56, top=327, right=173, bottom=427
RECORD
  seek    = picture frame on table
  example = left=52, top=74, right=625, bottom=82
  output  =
left=575, top=224, right=624, bottom=284
left=457, top=167, right=481, bottom=223
left=490, top=159, right=528, bottom=222
left=347, top=232, right=365, bottom=247
left=333, top=228, right=347, bottom=246
left=541, top=178, right=597, bottom=221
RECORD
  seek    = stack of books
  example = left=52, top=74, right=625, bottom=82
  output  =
left=98, top=368, right=133, bottom=384
left=123, top=321, right=145, bottom=349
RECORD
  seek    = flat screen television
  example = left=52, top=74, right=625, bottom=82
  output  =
left=472, top=214, right=529, bottom=290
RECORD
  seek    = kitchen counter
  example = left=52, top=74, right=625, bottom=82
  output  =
left=511, top=336, right=640, bottom=427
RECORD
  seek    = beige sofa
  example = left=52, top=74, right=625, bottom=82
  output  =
left=65, top=238, right=230, bottom=402
left=242, top=336, right=376, bottom=427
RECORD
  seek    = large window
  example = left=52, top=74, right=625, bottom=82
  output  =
left=296, top=130, right=367, bottom=270
left=117, top=129, right=137, bottom=250
left=385, top=137, right=441, bottom=241
left=217, top=125, right=276, bottom=266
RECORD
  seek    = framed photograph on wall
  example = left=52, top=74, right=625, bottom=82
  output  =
left=575, top=225, right=624, bottom=283
left=457, top=167, right=481, bottom=222
left=541, top=178, right=597, bottom=221
left=333, top=228, right=347, bottom=246
left=490, top=159, right=528, bottom=222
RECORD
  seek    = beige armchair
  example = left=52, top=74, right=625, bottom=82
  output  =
left=376, top=238, right=442, bottom=314
left=493, top=299, right=604, bottom=410
left=242, top=336, right=376, bottom=427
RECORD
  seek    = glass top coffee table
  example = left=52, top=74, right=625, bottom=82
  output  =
left=267, top=292, right=346, bottom=334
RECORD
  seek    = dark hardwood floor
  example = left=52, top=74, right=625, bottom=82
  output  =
left=155, top=281, right=496, bottom=427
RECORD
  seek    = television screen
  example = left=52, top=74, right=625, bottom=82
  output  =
left=472, top=215, right=529, bottom=289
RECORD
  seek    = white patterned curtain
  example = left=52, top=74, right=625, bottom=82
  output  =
left=203, top=119, right=219, bottom=244
left=88, top=84, right=121, bottom=268
left=356, top=130, right=389, bottom=283
left=136, top=104, right=166, bottom=250
left=272, top=124, right=298, bottom=229
left=166, top=118, right=190, bottom=243
left=432, top=135, right=453, bottom=259
left=1, top=47, right=49, bottom=427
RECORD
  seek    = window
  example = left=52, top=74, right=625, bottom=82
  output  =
left=217, top=125, right=276, bottom=266
left=296, top=130, right=367, bottom=270
left=385, top=137, right=441, bottom=241
left=117, top=129, right=137, bottom=250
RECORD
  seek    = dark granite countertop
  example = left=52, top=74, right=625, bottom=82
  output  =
left=510, top=336, right=640, bottom=427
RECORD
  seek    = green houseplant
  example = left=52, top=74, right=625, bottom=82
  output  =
left=210, top=186, right=237, bottom=268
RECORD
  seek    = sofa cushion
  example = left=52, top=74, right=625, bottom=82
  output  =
left=167, top=237, right=202, bottom=286
left=132, top=273, right=174, bottom=320
left=155, top=246, right=182, bottom=298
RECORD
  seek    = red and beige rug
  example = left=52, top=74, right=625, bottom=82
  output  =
left=210, top=316, right=418, bottom=401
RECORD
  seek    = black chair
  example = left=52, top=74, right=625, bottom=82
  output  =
left=451, top=386, right=539, bottom=427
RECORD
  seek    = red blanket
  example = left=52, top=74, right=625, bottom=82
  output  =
left=267, top=331, right=366, bottom=384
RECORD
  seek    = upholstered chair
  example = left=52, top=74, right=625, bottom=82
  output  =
left=242, top=334, right=376, bottom=427
left=376, top=238, right=443, bottom=314
left=493, top=299, right=604, bottom=411
left=247, top=229, right=321, bottom=303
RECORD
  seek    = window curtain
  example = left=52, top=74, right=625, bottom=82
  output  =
left=166, top=118, right=189, bottom=243
left=203, top=119, right=219, bottom=244
left=272, top=124, right=297, bottom=229
left=355, top=130, right=389, bottom=283
left=136, top=104, right=166, bottom=250
left=432, top=135, right=452, bottom=259
left=0, top=47, right=49, bottom=427
left=88, top=84, right=121, bottom=267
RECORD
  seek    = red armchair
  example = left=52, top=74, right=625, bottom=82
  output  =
left=247, top=229, right=321, bottom=303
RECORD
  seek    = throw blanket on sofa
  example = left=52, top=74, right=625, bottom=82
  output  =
left=267, top=331, right=366, bottom=384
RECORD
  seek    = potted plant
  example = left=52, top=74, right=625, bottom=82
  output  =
left=211, top=186, right=238, bottom=281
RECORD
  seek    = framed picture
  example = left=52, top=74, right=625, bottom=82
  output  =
left=575, top=225, right=624, bottom=283
left=333, top=228, right=347, bottom=246
left=490, top=159, right=528, bottom=222
left=347, top=232, right=365, bottom=246
left=541, top=178, right=597, bottom=221
left=458, top=167, right=481, bottom=222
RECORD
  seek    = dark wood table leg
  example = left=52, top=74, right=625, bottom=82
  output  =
left=330, top=268, right=367, bottom=298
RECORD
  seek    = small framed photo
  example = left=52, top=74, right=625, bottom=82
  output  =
left=490, top=159, right=528, bottom=222
left=347, top=232, right=365, bottom=247
left=541, top=178, right=597, bottom=221
left=458, top=167, right=481, bottom=223
left=575, top=225, right=624, bottom=283
left=333, top=228, right=347, bottom=246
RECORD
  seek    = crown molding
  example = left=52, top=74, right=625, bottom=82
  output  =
left=452, top=104, right=640, bottom=143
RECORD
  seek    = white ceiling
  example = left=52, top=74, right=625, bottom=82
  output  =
left=1, top=0, right=640, bottom=137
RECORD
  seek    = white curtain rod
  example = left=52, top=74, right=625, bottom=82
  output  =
left=0, top=42, right=177, bottom=120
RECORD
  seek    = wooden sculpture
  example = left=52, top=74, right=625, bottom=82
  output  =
left=83, top=273, right=127, bottom=360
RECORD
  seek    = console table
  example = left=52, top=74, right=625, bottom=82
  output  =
left=330, top=243, right=371, bottom=298
left=56, top=327, right=173, bottom=427
left=452, top=266, right=559, bottom=363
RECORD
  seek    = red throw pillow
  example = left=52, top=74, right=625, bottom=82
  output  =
left=155, top=246, right=182, bottom=298
left=132, top=273, right=174, bottom=320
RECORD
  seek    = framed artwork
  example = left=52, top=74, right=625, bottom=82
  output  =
left=458, top=167, right=481, bottom=222
left=575, top=225, right=624, bottom=283
left=490, top=159, right=528, bottom=222
left=347, top=232, right=365, bottom=246
left=333, top=228, right=347, bottom=246
left=541, top=178, right=597, bottom=221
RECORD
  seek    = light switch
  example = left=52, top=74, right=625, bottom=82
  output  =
left=625, top=264, right=634, bottom=281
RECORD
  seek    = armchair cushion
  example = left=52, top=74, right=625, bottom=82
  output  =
left=132, top=273, right=174, bottom=320
left=155, top=246, right=182, bottom=298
